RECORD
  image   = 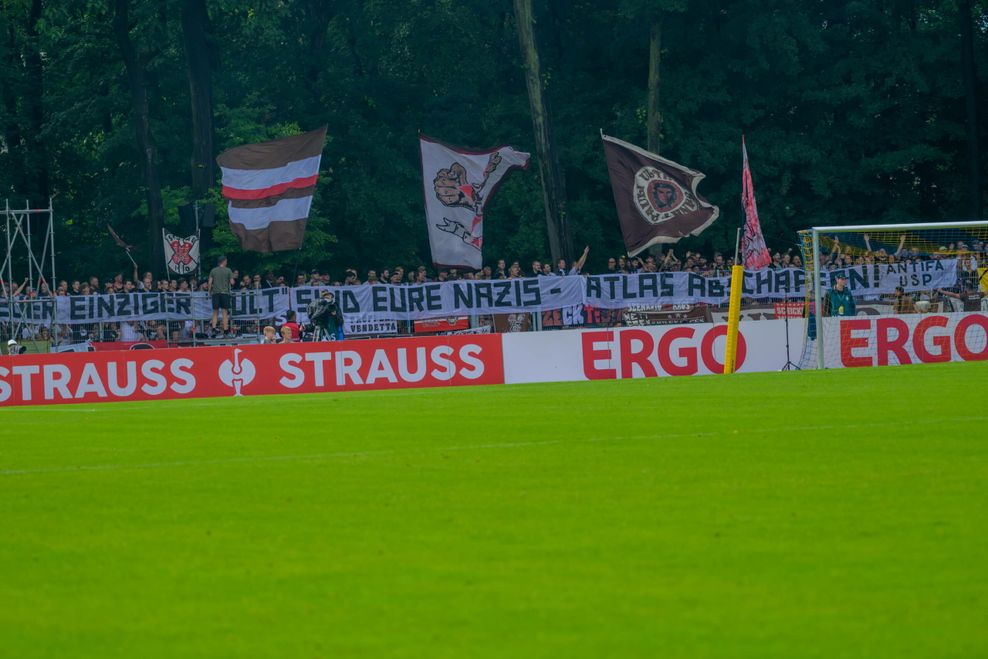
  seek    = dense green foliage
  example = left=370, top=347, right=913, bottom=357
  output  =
left=2, top=362, right=987, bottom=657
left=1, top=0, right=986, bottom=278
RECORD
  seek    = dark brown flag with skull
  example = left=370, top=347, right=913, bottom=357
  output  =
left=601, top=133, right=719, bottom=256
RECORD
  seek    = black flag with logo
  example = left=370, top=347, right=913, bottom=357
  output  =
left=601, top=133, right=719, bottom=256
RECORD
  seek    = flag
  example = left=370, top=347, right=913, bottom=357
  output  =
left=601, top=133, right=719, bottom=257
left=107, top=224, right=138, bottom=268
left=216, top=126, right=327, bottom=253
left=420, top=134, right=530, bottom=269
left=107, top=224, right=133, bottom=251
left=741, top=136, right=771, bottom=269
left=163, top=230, right=201, bottom=275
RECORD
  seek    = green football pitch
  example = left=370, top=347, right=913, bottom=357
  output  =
left=2, top=362, right=986, bottom=658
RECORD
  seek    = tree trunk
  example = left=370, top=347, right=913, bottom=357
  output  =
left=646, top=18, right=662, bottom=154
left=959, top=0, right=982, bottom=218
left=113, top=0, right=166, bottom=275
left=24, top=0, right=48, bottom=202
left=181, top=0, right=215, bottom=199
left=512, top=0, right=570, bottom=264
left=303, top=0, right=333, bottom=88
left=1, top=25, right=24, bottom=181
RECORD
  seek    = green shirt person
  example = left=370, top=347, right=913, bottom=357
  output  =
left=207, top=255, right=234, bottom=334
left=825, top=273, right=856, bottom=316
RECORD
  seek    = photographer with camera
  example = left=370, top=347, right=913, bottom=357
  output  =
left=307, top=290, right=344, bottom=341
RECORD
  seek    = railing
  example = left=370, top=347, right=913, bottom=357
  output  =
left=2, top=261, right=983, bottom=353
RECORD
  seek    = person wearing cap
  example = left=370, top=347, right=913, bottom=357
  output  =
left=7, top=338, right=23, bottom=355
left=306, top=290, right=344, bottom=341
left=824, top=272, right=856, bottom=316
left=207, top=255, right=234, bottom=336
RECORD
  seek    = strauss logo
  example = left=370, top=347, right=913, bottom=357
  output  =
left=218, top=348, right=256, bottom=396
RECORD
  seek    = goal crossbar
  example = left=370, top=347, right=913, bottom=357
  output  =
left=811, top=220, right=988, bottom=233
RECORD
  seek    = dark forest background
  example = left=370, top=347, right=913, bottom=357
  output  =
left=1, top=0, right=986, bottom=279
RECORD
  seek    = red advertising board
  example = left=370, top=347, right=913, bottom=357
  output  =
left=773, top=302, right=804, bottom=319
left=837, top=313, right=988, bottom=368
left=91, top=340, right=170, bottom=351
left=0, top=334, right=505, bottom=407
left=500, top=320, right=800, bottom=383
left=414, top=317, right=470, bottom=334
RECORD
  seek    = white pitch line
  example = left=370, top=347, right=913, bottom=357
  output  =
left=0, top=437, right=613, bottom=477
left=1, top=415, right=986, bottom=478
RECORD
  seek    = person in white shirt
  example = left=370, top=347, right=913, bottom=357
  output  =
left=119, top=321, right=144, bottom=342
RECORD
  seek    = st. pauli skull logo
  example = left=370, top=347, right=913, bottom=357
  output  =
left=633, top=166, right=699, bottom=225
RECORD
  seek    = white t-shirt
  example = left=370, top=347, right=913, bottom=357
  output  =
left=120, top=322, right=142, bottom=342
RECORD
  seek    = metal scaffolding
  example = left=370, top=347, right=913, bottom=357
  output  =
left=2, top=198, right=57, bottom=343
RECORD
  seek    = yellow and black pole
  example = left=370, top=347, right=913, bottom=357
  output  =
left=723, top=228, right=744, bottom=374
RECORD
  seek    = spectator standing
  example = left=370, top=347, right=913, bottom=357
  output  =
left=569, top=246, right=590, bottom=275
left=893, top=286, right=916, bottom=314
left=824, top=273, right=856, bottom=316
left=281, top=310, right=302, bottom=341
left=208, top=255, right=234, bottom=335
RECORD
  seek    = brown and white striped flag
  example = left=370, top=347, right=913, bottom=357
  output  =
left=216, top=126, right=327, bottom=252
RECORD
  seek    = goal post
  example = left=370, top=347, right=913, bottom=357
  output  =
left=798, top=220, right=988, bottom=370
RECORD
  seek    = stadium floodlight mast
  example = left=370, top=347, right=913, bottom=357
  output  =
left=803, top=219, right=988, bottom=370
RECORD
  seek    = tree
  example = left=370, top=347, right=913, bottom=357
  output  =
left=180, top=0, right=215, bottom=199
left=959, top=0, right=983, bottom=218
left=23, top=0, right=47, bottom=202
left=112, top=0, right=165, bottom=276
left=513, top=0, right=571, bottom=263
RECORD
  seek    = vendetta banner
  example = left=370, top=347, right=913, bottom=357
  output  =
left=217, top=126, right=327, bottom=253
left=420, top=135, right=530, bottom=270
left=602, top=133, right=719, bottom=256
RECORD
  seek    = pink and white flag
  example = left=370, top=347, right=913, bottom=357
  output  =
left=741, top=136, right=771, bottom=269
left=420, top=135, right=529, bottom=270
left=216, top=126, right=327, bottom=252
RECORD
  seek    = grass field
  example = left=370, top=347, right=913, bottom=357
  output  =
left=1, top=362, right=987, bottom=658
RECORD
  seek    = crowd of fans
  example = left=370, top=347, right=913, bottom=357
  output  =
left=3, top=237, right=986, bottom=347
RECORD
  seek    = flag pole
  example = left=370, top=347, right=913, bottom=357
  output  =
left=724, top=228, right=744, bottom=375
left=724, top=135, right=747, bottom=375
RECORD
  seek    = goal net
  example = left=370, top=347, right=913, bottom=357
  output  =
left=797, top=221, right=988, bottom=369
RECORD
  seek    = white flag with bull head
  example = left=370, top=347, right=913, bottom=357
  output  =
left=420, top=134, right=529, bottom=270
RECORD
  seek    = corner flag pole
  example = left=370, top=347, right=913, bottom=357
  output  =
left=723, top=227, right=744, bottom=374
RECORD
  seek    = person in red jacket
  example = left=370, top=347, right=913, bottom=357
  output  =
left=280, top=310, right=301, bottom=342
